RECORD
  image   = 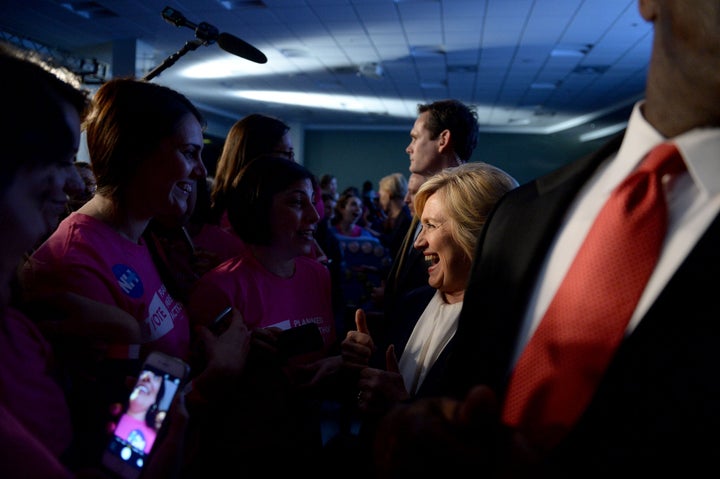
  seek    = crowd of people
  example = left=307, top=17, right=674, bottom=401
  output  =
left=1, top=1, right=719, bottom=477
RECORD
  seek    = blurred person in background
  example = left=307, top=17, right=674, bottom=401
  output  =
left=377, top=172, right=412, bottom=260
left=210, top=113, right=294, bottom=231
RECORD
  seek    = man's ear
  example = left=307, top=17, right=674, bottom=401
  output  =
left=437, top=129, right=451, bottom=153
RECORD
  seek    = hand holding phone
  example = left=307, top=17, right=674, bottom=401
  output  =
left=190, top=307, right=251, bottom=399
left=102, top=351, right=190, bottom=479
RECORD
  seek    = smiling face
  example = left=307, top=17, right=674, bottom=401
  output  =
left=413, top=192, right=471, bottom=303
left=128, top=370, right=162, bottom=415
left=1, top=102, right=82, bottom=271
left=133, top=113, right=207, bottom=220
left=268, top=178, right=319, bottom=259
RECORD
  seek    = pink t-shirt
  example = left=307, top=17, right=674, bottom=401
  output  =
left=0, top=307, right=72, bottom=456
left=21, top=213, right=190, bottom=360
left=187, top=250, right=336, bottom=350
left=113, top=413, right=157, bottom=453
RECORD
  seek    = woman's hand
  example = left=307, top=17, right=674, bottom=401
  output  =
left=356, top=345, right=409, bottom=415
left=341, top=308, right=376, bottom=368
left=189, top=309, right=251, bottom=402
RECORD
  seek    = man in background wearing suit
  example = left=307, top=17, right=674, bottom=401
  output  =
left=379, top=99, right=480, bottom=331
left=374, top=0, right=720, bottom=476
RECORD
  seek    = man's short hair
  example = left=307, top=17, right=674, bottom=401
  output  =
left=418, top=99, right=479, bottom=161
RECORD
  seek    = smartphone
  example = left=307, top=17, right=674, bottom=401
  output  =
left=276, top=323, right=324, bottom=358
left=101, top=351, right=190, bottom=479
left=208, top=306, right=233, bottom=335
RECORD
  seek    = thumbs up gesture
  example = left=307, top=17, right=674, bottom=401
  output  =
left=341, top=308, right=376, bottom=368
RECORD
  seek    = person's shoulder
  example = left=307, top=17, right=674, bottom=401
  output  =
left=532, top=131, right=624, bottom=192
left=30, top=214, right=105, bottom=263
left=52, top=212, right=124, bottom=247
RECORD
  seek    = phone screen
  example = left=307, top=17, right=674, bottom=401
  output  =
left=102, top=352, right=188, bottom=479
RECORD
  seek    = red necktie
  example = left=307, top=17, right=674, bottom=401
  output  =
left=501, top=142, right=686, bottom=449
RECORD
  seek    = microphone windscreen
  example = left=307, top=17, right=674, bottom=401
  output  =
left=218, top=33, right=267, bottom=64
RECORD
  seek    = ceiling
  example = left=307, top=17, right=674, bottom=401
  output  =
left=0, top=0, right=652, bottom=139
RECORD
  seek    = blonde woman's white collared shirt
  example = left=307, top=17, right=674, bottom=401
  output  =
left=399, top=290, right=462, bottom=395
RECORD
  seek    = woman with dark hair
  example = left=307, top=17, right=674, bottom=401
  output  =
left=331, top=191, right=376, bottom=239
left=208, top=113, right=329, bottom=263
left=190, top=155, right=335, bottom=348
left=210, top=113, right=293, bottom=229
left=187, top=155, right=340, bottom=476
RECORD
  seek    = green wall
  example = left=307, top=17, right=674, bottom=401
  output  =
left=303, top=126, right=615, bottom=192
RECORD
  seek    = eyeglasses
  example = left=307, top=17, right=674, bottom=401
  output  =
left=274, top=149, right=295, bottom=160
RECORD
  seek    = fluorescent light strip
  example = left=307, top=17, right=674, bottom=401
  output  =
left=579, top=122, right=627, bottom=142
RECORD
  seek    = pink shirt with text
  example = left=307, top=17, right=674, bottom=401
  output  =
left=22, top=213, right=190, bottom=360
left=188, top=250, right=336, bottom=350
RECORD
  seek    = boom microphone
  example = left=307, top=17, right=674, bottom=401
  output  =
left=218, top=32, right=267, bottom=64
left=160, top=6, right=267, bottom=64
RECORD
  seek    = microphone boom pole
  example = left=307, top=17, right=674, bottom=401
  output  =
left=143, top=6, right=266, bottom=82
left=142, top=39, right=203, bottom=82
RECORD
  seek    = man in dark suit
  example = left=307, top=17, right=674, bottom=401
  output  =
left=380, top=99, right=480, bottom=328
left=373, top=0, right=720, bottom=476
